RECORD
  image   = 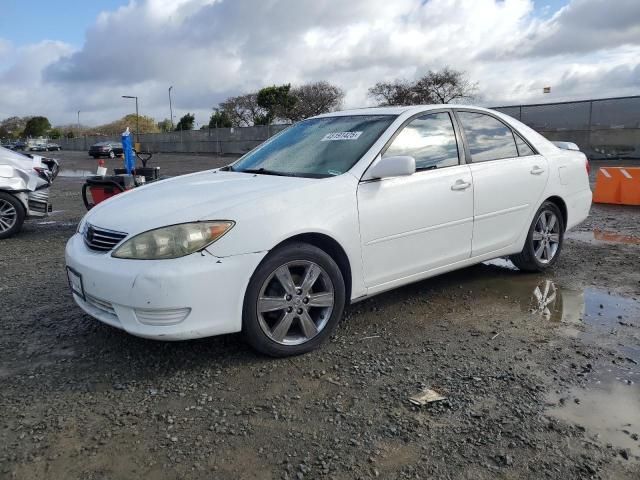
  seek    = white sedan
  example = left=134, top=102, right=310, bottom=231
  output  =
left=65, top=105, right=592, bottom=356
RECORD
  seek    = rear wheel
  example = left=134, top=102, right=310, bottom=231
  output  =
left=242, top=242, right=346, bottom=357
left=511, top=201, right=564, bottom=272
left=108, top=150, right=116, bottom=159
left=0, top=193, right=26, bottom=239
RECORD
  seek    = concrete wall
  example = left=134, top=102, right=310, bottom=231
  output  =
left=57, top=124, right=290, bottom=155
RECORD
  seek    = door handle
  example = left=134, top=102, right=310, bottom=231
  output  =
left=530, top=166, right=545, bottom=175
left=451, top=179, right=471, bottom=191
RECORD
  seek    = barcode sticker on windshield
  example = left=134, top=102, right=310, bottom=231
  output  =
left=321, top=131, right=362, bottom=141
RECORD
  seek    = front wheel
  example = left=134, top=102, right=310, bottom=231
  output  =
left=0, top=193, right=26, bottom=239
left=511, top=201, right=564, bottom=272
left=242, top=242, right=346, bottom=357
left=108, top=150, right=116, bottom=159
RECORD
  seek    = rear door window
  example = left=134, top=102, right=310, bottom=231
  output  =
left=457, top=111, right=518, bottom=162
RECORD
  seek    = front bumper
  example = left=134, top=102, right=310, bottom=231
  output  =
left=27, top=189, right=52, bottom=217
left=65, top=233, right=267, bottom=340
left=13, top=189, right=52, bottom=219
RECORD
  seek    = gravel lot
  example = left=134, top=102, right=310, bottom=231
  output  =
left=1, top=151, right=639, bottom=479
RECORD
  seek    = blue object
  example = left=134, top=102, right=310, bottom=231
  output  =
left=121, top=132, right=135, bottom=174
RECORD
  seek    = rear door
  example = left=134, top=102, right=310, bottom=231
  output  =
left=454, top=110, right=549, bottom=257
left=357, top=110, right=473, bottom=288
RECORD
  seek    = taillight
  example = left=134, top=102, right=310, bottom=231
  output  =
left=585, top=158, right=591, bottom=175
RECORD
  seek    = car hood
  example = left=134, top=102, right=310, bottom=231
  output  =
left=0, top=145, right=34, bottom=170
left=84, top=170, right=317, bottom=234
left=0, top=146, right=52, bottom=191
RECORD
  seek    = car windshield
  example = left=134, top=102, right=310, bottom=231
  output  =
left=231, top=115, right=396, bottom=178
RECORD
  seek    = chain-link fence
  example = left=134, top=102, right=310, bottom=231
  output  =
left=493, top=96, right=640, bottom=159
left=57, top=124, right=290, bottom=156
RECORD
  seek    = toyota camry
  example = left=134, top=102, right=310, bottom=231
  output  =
left=65, top=105, right=592, bottom=356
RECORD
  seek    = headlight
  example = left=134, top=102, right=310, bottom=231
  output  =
left=77, top=216, right=88, bottom=235
left=112, top=221, right=234, bottom=260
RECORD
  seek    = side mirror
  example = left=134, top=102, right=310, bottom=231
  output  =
left=364, top=155, right=416, bottom=180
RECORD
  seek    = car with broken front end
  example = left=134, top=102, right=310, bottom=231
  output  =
left=0, top=146, right=58, bottom=238
left=65, top=105, right=592, bottom=356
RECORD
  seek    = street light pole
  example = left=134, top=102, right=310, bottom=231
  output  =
left=77, top=110, right=80, bottom=130
left=121, top=95, right=139, bottom=143
left=168, top=86, right=174, bottom=130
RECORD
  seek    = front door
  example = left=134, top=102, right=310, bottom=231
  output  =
left=357, top=111, right=474, bottom=289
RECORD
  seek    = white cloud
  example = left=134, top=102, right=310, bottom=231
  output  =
left=0, top=0, right=638, bottom=126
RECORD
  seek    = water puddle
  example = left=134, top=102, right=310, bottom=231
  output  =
left=58, top=169, right=95, bottom=178
left=547, top=380, right=640, bottom=458
left=566, top=229, right=640, bottom=245
left=528, top=283, right=640, bottom=457
left=478, top=260, right=640, bottom=457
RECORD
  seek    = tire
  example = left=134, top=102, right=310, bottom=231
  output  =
left=0, top=192, right=26, bottom=239
left=511, top=201, right=564, bottom=272
left=108, top=150, right=116, bottom=159
left=242, top=242, right=346, bottom=357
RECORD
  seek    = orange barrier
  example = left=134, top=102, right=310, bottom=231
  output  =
left=593, top=167, right=640, bottom=206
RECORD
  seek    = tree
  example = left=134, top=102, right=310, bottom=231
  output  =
left=368, top=67, right=478, bottom=106
left=157, top=118, right=173, bottom=132
left=415, top=67, right=478, bottom=104
left=65, top=131, right=75, bottom=139
left=288, top=81, right=345, bottom=121
left=23, top=116, right=51, bottom=137
left=256, top=84, right=297, bottom=124
left=0, top=116, right=31, bottom=139
left=218, top=93, right=266, bottom=127
left=208, top=109, right=232, bottom=128
left=88, top=114, right=160, bottom=135
left=49, top=128, right=62, bottom=139
left=175, top=113, right=195, bottom=131
left=368, top=79, right=418, bottom=106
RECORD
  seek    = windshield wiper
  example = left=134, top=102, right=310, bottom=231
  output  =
left=237, top=168, right=291, bottom=177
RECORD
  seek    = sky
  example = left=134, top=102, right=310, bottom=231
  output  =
left=0, top=0, right=638, bottom=127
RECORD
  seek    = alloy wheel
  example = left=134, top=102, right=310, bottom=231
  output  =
left=257, top=260, right=335, bottom=345
left=532, top=210, right=560, bottom=264
left=0, top=198, right=17, bottom=233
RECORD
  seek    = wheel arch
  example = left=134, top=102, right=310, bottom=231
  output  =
left=544, top=195, right=568, bottom=231
left=271, top=232, right=353, bottom=302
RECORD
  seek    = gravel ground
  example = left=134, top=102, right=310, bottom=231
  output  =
left=1, top=152, right=639, bottom=479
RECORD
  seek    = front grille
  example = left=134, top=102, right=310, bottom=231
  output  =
left=84, top=224, right=128, bottom=252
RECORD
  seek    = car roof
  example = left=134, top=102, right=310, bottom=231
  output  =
left=312, top=104, right=501, bottom=118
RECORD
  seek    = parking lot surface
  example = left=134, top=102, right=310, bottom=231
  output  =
left=1, top=151, right=639, bottom=479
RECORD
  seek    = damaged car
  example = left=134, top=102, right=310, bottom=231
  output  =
left=0, top=146, right=58, bottom=238
left=65, top=105, right=592, bottom=356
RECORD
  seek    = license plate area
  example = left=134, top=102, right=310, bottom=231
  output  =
left=66, top=266, right=85, bottom=300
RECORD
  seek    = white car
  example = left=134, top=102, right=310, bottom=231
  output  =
left=65, top=105, right=592, bottom=356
